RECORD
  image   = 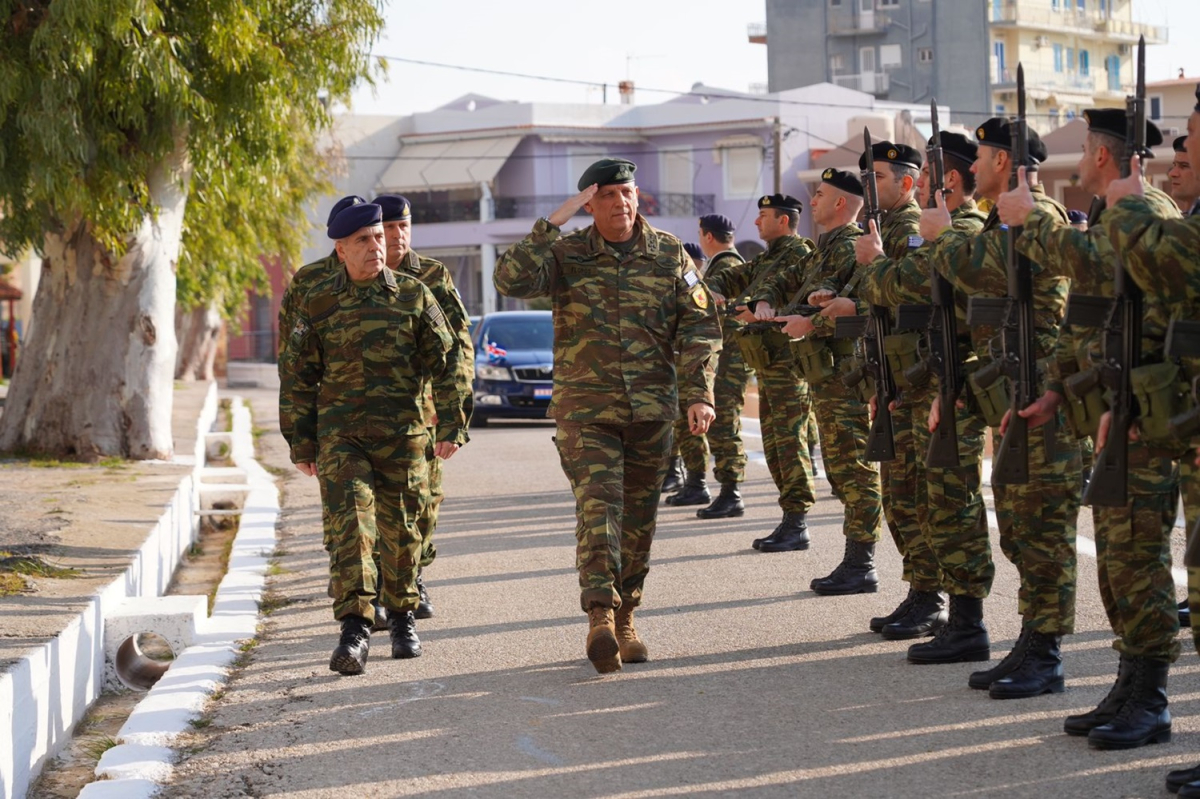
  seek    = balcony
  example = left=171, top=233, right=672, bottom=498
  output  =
left=991, top=66, right=1130, bottom=100
left=989, top=1, right=1165, bottom=43
left=747, top=21, right=766, bottom=44
left=828, top=13, right=891, bottom=36
left=832, top=72, right=891, bottom=97
left=411, top=199, right=482, bottom=225
left=493, top=192, right=715, bottom=221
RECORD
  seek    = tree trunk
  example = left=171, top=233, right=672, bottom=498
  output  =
left=0, top=146, right=190, bottom=460
left=175, top=302, right=223, bottom=382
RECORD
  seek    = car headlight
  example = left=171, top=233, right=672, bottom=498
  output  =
left=476, top=364, right=512, bottom=381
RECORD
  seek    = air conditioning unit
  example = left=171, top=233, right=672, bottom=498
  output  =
left=1034, top=35, right=1050, bottom=47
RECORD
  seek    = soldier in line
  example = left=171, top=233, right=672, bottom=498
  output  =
left=751, top=168, right=884, bottom=596
left=694, top=215, right=754, bottom=520
left=278, top=199, right=470, bottom=675
left=493, top=158, right=721, bottom=674
left=833, top=132, right=990, bottom=642
left=1169, top=135, right=1200, bottom=216
left=662, top=242, right=714, bottom=508
left=705, top=196, right=818, bottom=552
left=996, top=110, right=1181, bottom=746
left=915, top=119, right=1082, bottom=687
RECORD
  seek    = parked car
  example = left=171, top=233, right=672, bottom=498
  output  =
left=470, top=310, right=554, bottom=426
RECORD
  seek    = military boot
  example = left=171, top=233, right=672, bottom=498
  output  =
left=586, top=606, right=622, bottom=674
left=388, top=610, right=422, bottom=659
left=329, top=614, right=372, bottom=675
left=1179, top=779, right=1200, bottom=799
left=751, top=519, right=785, bottom=550
left=415, top=571, right=434, bottom=619
left=881, top=591, right=947, bottom=641
left=758, top=512, right=810, bottom=553
left=614, top=604, right=648, bottom=663
left=665, top=471, right=711, bottom=506
left=1087, top=657, right=1171, bottom=750
left=988, top=631, right=1065, bottom=699
left=371, top=601, right=389, bottom=632
left=870, top=587, right=917, bottom=633
left=968, top=627, right=1032, bottom=690
left=1064, top=654, right=1134, bottom=736
left=906, top=594, right=989, bottom=664
left=698, top=482, right=745, bottom=519
left=1180, top=598, right=1190, bottom=628
left=1166, top=762, right=1200, bottom=794
left=810, top=539, right=878, bottom=596
left=661, top=456, right=684, bottom=495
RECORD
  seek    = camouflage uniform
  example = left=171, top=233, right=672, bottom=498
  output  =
left=754, top=223, right=882, bottom=544
left=493, top=215, right=720, bottom=611
left=704, top=249, right=753, bottom=486
left=706, top=235, right=818, bottom=515
left=853, top=200, right=991, bottom=597
left=928, top=188, right=1082, bottom=633
left=279, top=266, right=469, bottom=621
left=672, top=359, right=710, bottom=476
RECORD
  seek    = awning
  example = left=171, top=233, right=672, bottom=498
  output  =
left=376, top=135, right=524, bottom=193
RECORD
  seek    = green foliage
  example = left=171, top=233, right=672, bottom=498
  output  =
left=0, top=0, right=387, bottom=313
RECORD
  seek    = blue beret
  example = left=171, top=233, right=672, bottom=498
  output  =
left=372, top=194, right=412, bottom=222
left=327, top=202, right=382, bottom=240
left=699, top=214, right=735, bottom=235
left=327, top=195, right=366, bottom=227
left=683, top=242, right=706, bottom=263
left=758, top=194, right=803, bottom=212
left=578, top=158, right=636, bottom=191
left=1066, top=209, right=1088, bottom=225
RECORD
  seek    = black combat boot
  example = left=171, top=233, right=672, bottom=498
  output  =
left=1064, top=654, right=1134, bottom=736
left=415, top=571, right=434, bottom=619
left=968, top=627, right=1032, bottom=689
left=1087, top=657, right=1171, bottom=750
left=988, top=631, right=1065, bottom=699
left=388, top=609, right=423, bottom=659
left=1179, top=779, right=1200, bottom=799
left=329, top=614, right=372, bottom=675
left=906, top=594, right=989, bottom=664
left=758, top=512, right=810, bottom=552
left=698, top=483, right=744, bottom=519
left=752, top=519, right=784, bottom=550
left=870, top=587, right=920, bottom=633
left=1167, top=762, right=1200, bottom=794
left=665, top=471, right=711, bottom=506
left=371, top=601, right=389, bottom=632
left=810, top=539, right=879, bottom=596
left=1180, top=598, right=1190, bottom=628
left=881, top=591, right=947, bottom=640
left=661, top=456, right=684, bottom=494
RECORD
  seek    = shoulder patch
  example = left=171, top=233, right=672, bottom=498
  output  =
left=424, top=304, right=446, bottom=328
left=907, top=235, right=925, bottom=249
left=290, top=319, right=310, bottom=342
left=692, top=285, right=709, bottom=309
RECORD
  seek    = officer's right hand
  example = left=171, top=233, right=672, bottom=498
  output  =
left=1106, top=154, right=1147, bottom=207
left=548, top=184, right=599, bottom=227
left=295, top=462, right=316, bottom=477
left=919, top=191, right=952, bottom=241
left=754, top=302, right=776, bottom=321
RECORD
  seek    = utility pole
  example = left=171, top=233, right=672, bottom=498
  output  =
left=773, top=116, right=783, bottom=193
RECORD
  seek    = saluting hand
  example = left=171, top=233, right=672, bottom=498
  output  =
left=995, top=166, right=1037, bottom=227
left=919, top=191, right=953, bottom=241
left=854, top=219, right=885, bottom=264
left=1106, top=154, right=1147, bottom=208
left=548, top=184, right=599, bottom=227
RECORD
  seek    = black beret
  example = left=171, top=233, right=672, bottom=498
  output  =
left=932, top=131, right=979, bottom=166
left=683, top=242, right=706, bottom=263
left=858, top=141, right=924, bottom=171
left=974, top=117, right=1049, bottom=163
left=1083, top=108, right=1163, bottom=147
left=820, top=167, right=864, bottom=197
left=327, top=202, right=382, bottom=240
left=1066, top=209, right=1088, bottom=225
left=1174, top=135, right=1188, bottom=153
left=327, top=195, right=366, bottom=227
left=372, top=194, right=412, bottom=222
left=698, top=213, right=736, bottom=235
left=578, top=158, right=636, bottom=191
left=758, top=194, right=803, bottom=212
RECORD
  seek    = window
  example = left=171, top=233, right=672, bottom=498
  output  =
left=1080, top=50, right=1090, bottom=75
left=1106, top=54, right=1121, bottom=91
left=719, top=138, right=764, bottom=199
left=994, top=41, right=1006, bottom=77
left=1150, top=95, right=1163, bottom=121
left=1051, top=0, right=1061, bottom=9
left=830, top=53, right=846, bottom=73
left=1067, top=47, right=1075, bottom=72
left=995, top=103, right=1006, bottom=115
left=878, top=0, right=899, bottom=6
left=918, top=47, right=934, bottom=64
left=1053, top=43, right=1064, bottom=73
left=659, top=148, right=694, bottom=197
left=830, top=0, right=842, bottom=5
left=880, top=44, right=902, bottom=70
left=1076, top=0, right=1086, bottom=10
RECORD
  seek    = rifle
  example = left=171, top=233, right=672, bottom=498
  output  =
left=1068, top=37, right=1149, bottom=507
left=835, top=127, right=896, bottom=462
left=966, top=64, right=1037, bottom=484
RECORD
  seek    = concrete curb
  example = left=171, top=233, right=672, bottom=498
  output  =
left=78, top=396, right=278, bottom=797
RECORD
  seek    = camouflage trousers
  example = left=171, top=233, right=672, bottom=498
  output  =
left=992, top=415, right=1081, bottom=634
left=418, top=433, right=442, bottom=568
left=910, top=390, right=990, bottom=597
left=710, top=345, right=753, bottom=485
left=1180, top=455, right=1200, bottom=655
left=318, top=434, right=427, bottom=621
left=811, top=387, right=881, bottom=544
left=554, top=420, right=672, bottom=611
left=1093, top=440, right=1180, bottom=661
left=672, top=407, right=709, bottom=475
left=882, top=386, right=943, bottom=593
left=756, top=360, right=816, bottom=513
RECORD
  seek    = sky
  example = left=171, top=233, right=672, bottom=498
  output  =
left=349, top=0, right=1200, bottom=117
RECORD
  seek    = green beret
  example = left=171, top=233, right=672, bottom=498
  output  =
left=578, top=158, right=637, bottom=191
left=820, top=168, right=863, bottom=197
left=974, top=118, right=1049, bottom=163
left=758, top=194, right=803, bottom=212
left=858, top=141, right=923, bottom=171
left=1083, top=108, right=1163, bottom=147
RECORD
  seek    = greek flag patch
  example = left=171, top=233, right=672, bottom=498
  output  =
left=424, top=304, right=446, bottom=328
left=908, top=235, right=925, bottom=249
left=684, top=270, right=700, bottom=287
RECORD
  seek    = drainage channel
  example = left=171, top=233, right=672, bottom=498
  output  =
left=26, top=396, right=277, bottom=799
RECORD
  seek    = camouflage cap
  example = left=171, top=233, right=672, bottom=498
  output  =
left=1174, top=135, right=1188, bottom=153
left=858, top=141, right=924, bottom=171
left=974, top=117, right=1049, bottom=163
left=327, top=195, right=367, bottom=227
left=758, top=194, right=803, bottom=212
left=327, top=201, right=382, bottom=240
left=578, top=158, right=637, bottom=191
left=932, top=131, right=979, bottom=166
left=1083, top=108, right=1164, bottom=147
left=698, top=213, right=735, bottom=235
left=371, top=194, right=412, bottom=222
left=820, top=167, right=864, bottom=197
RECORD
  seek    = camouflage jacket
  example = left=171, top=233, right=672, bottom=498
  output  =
left=704, top=234, right=815, bottom=305
left=279, top=267, right=469, bottom=464
left=278, top=251, right=340, bottom=445
left=926, top=185, right=1071, bottom=392
left=703, top=249, right=747, bottom=342
left=493, top=215, right=721, bottom=423
left=756, top=223, right=860, bottom=339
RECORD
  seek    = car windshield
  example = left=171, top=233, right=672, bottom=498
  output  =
left=481, top=318, right=553, bottom=351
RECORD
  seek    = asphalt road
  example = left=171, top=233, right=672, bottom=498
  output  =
left=163, top=391, right=1200, bottom=798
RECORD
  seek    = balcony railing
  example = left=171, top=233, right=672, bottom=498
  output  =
left=412, top=200, right=482, bottom=224
left=991, top=66, right=1130, bottom=97
left=832, top=72, right=891, bottom=96
left=989, top=1, right=1165, bottom=43
left=828, top=13, right=890, bottom=35
left=493, top=192, right=715, bottom=221
left=747, top=21, right=766, bottom=43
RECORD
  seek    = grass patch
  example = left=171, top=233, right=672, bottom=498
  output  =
left=98, top=456, right=126, bottom=469
left=0, top=551, right=81, bottom=579
left=262, top=463, right=288, bottom=478
left=189, top=716, right=213, bottom=730
left=265, top=561, right=288, bottom=577
left=258, top=590, right=291, bottom=615
left=0, top=572, right=29, bottom=596
left=79, top=735, right=120, bottom=762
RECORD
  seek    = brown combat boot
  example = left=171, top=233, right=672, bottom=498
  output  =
left=586, top=606, right=622, bottom=674
left=615, top=604, right=649, bottom=663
